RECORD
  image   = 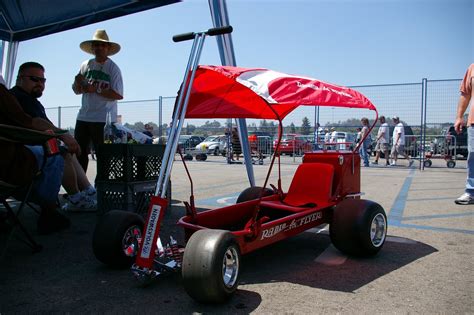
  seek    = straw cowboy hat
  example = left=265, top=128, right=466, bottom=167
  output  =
left=80, top=29, right=121, bottom=56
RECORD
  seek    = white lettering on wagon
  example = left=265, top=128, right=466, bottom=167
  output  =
left=296, top=81, right=353, bottom=98
left=141, top=204, right=161, bottom=258
left=260, top=212, right=323, bottom=240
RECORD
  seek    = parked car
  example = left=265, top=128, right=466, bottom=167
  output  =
left=178, top=135, right=205, bottom=153
left=195, top=135, right=227, bottom=155
left=273, top=134, right=313, bottom=156
left=332, top=132, right=357, bottom=150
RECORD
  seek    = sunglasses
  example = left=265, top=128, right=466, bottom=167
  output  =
left=22, top=75, right=46, bottom=83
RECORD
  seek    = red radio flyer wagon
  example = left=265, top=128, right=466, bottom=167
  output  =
left=92, top=26, right=387, bottom=304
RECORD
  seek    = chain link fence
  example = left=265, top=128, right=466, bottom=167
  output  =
left=44, top=78, right=463, bottom=166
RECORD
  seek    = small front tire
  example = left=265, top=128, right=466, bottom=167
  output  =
left=236, top=186, right=274, bottom=203
left=92, top=210, right=144, bottom=268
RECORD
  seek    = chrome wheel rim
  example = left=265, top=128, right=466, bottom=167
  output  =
left=122, top=225, right=142, bottom=257
left=370, top=213, right=386, bottom=247
left=222, top=246, right=239, bottom=288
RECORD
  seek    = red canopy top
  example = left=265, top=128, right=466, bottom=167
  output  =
left=185, top=65, right=376, bottom=120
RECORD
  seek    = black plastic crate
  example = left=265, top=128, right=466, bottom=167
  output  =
left=96, top=144, right=166, bottom=182
left=97, top=180, right=171, bottom=216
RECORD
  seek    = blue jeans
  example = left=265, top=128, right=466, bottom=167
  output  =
left=25, top=145, right=64, bottom=204
left=359, top=141, right=370, bottom=166
left=466, top=126, right=474, bottom=195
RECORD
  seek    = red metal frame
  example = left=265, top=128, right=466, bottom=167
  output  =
left=134, top=62, right=378, bottom=269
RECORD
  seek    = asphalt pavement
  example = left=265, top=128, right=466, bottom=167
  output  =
left=0, top=155, right=473, bottom=313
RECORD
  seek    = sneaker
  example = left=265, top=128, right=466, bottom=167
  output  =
left=62, top=195, right=97, bottom=212
left=81, top=189, right=96, bottom=200
left=408, top=160, right=414, bottom=167
left=454, top=193, right=474, bottom=205
left=386, top=161, right=390, bottom=166
left=390, top=161, right=396, bottom=166
left=82, top=187, right=97, bottom=198
left=371, top=161, right=378, bottom=165
left=37, top=210, right=71, bottom=235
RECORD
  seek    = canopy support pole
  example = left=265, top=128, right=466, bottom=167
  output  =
left=1, top=41, right=19, bottom=88
left=208, top=0, right=256, bottom=187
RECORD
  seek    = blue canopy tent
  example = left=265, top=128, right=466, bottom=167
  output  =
left=0, top=0, right=256, bottom=185
left=0, top=0, right=179, bottom=86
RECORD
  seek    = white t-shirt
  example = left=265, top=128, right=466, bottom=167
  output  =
left=377, top=122, right=389, bottom=144
left=392, top=122, right=405, bottom=145
left=324, top=132, right=330, bottom=143
left=76, top=58, right=123, bottom=123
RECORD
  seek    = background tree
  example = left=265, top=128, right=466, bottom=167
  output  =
left=301, top=117, right=311, bottom=135
left=289, top=122, right=296, bottom=133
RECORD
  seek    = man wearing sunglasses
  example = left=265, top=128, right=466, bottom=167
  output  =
left=72, top=29, right=123, bottom=172
left=11, top=62, right=97, bottom=212
left=0, top=75, right=69, bottom=235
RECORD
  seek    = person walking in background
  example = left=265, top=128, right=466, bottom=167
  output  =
left=323, top=128, right=330, bottom=149
left=231, top=127, right=242, bottom=161
left=454, top=64, right=474, bottom=205
left=359, top=117, right=370, bottom=167
left=328, top=127, right=337, bottom=150
left=72, top=29, right=123, bottom=172
left=390, top=116, right=413, bottom=167
left=355, top=127, right=362, bottom=143
left=143, top=124, right=154, bottom=138
left=372, top=115, right=390, bottom=166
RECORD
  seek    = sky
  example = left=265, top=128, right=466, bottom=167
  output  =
left=6, top=0, right=474, bottom=128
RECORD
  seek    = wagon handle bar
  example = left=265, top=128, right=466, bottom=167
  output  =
left=173, top=26, right=233, bottom=42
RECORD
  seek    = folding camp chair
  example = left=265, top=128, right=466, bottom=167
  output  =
left=0, top=124, right=66, bottom=255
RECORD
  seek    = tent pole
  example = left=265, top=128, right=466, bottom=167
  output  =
left=208, top=0, right=256, bottom=187
left=4, top=41, right=19, bottom=88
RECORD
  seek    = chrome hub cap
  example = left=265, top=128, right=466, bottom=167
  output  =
left=222, top=246, right=239, bottom=288
left=122, top=225, right=142, bottom=257
left=370, top=213, right=387, bottom=247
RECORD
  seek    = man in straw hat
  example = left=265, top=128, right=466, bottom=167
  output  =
left=72, top=29, right=123, bottom=172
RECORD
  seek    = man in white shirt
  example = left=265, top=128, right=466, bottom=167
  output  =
left=72, top=29, right=124, bottom=172
left=329, top=127, right=337, bottom=150
left=390, top=116, right=413, bottom=166
left=372, top=116, right=390, bottom=166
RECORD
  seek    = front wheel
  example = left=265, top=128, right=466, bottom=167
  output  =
left=330, top=199, right=387, bottom=257
left=447, top=160, right=456, bottom=168
left=182, top=229, right=241, bottom=303
left=92, top=210, right=144, bottom=268
left=236, top=186, right=274, bottom=203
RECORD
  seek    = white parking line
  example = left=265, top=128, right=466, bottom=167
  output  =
left=216, top=196, right=237, bottom=205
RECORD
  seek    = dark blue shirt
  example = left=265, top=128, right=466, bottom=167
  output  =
left=10, top=86, right=49, bottom=121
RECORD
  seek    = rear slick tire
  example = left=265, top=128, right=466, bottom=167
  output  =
left=182, top=229, right=241, bottom=303
left=330, top=199, right=387, bottom=257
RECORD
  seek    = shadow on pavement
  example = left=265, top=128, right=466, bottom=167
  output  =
left=0, top=207, right=262, bottom=313
left=240, top=231, right=438, bottom=292
left=0, top=202, right=436, bottom=313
